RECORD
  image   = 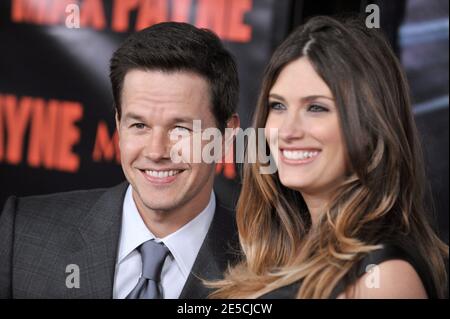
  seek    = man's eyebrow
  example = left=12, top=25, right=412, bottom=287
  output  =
left=122, top=112, right=146, bottom=121
left=172, top=117, right=196, bottom=123
left=269, top=93, right=334, bottom=102
left=122, top=113, right=197, bottom=124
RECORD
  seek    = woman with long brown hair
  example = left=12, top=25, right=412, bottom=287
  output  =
left=209, top=16, right=448, bottom=298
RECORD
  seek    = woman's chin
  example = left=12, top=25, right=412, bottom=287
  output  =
left=278, top=177, right=308, bottom=192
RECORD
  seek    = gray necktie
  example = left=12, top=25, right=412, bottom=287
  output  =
left=126, top=240, right=170, bottom=299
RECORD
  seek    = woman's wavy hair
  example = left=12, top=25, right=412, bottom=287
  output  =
left=209, top=15, right=448, bottom=298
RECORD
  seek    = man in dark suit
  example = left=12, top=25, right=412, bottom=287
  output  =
left=0, top=22, right=240, bottom=299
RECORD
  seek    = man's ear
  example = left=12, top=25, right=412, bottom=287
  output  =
left=225, top=113, right=240, bottom=142
left=222, top=113, right=240, bottom=162
left=115, top=111, right=120, bottom=131
left=227, top=113, right=240, bottom=131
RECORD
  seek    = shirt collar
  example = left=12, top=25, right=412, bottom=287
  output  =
left=117, top=185, right=216, bottom=279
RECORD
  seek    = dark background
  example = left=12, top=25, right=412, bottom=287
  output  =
left=0, top=0, right=448, bottom=243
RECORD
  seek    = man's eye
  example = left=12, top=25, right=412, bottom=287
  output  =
left=171, top=126, right=191, bottom=135
left=268, top=102, right=286, bottom=111
left=131, top=123, right=146, bottom=129
left=308, top=104, right=329, bottom=112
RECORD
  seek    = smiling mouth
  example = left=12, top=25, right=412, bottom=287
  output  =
left=279, top=149, right=321, bottom=164
left=144, top=169, right=182, bottom=178
left=139, top=169, right=185, bottom=184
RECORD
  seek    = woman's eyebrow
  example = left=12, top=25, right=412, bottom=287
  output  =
left=268, top=93, right=286, bottom=101
left=269, top=93, right=334, bottom=102
left=300, top=95, right=334, bottom=102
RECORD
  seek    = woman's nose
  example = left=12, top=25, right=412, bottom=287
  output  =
left=278, top=113, right=305, bottom=142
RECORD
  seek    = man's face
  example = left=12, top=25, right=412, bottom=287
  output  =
left=116, top=69, right=217, bottom=217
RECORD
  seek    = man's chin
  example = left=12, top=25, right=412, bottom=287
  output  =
left=140, top=199, right=176, bottom=211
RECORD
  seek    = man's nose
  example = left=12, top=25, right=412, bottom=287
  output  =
left=142, top=129, right=170, bottom=161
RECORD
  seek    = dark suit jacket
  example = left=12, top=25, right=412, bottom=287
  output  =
left=0, top=182, right=239, bottom=298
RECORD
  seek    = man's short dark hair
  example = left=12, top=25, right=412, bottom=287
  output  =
left=110, top=22, right=239, bottom=131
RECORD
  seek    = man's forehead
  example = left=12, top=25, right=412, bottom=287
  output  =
left=123, top=108, right=196, bottom=121
left=121, top=102, right=216, bottom=126
left=120, top=69, right=216, bottom=124
left=123, top=69, right=209, bottom=90
left=122, top=70, right=211, bottom=103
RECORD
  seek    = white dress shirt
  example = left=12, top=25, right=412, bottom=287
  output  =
left=113, top=185, right=215, bottom=299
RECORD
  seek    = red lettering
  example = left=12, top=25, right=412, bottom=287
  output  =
left=136, top=0, right=168, bottom=30
left=27, top=98, right=59, bottom=169
left=171, top=0, right=191, bottom=23
left=0, top=94, right=83, bottom=172
left=3, top=95, right=33, bottom=165
left=216, top=162, right=236, bottom=179
left=92, top=121, right=120, bottom=163
left=216, top=144, right=236, bottom=179
left=112, top=0, right=139, bottom=32
left=0, top=95, right=4, bottom=161
left=47, top=0, right=74, bottom=25
left=11, top=0, right=49, bottom=25
left=227, top=0, right=252, bottom=42
left=55, top=101, right=83, bottom=172
left=10, top=0, right=253, bottom=43
left=80, top=0, right=106, bottom=30
left=196, top=0, right=226, bottom=38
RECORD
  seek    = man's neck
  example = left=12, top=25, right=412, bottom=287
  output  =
left=134, top=190, right=213, bottom=238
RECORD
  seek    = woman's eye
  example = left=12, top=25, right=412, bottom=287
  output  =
left=269, top=102, right=286, bottom=111
left=308, top=104, right=329, bottom=112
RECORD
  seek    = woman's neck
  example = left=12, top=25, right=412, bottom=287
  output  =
left=300, top=191, right=331, bottom=227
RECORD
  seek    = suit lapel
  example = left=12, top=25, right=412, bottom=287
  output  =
left=62, top=184, right=237, bottom=299
left=65, top=182, right=128, bottom=298
left=179, top=203, right=239, bottom=298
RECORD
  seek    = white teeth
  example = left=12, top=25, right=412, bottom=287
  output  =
left=282, top=150, right=319, bottom=160
left=145, top=170, right=180, bottom=178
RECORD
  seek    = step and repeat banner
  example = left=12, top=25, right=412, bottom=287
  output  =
left=0, top=0, right=448, bottom=245
left=0, top=0, right=290, bottom=207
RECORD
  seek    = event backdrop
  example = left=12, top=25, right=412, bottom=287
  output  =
left=0, top=0, right=293, bottom=206
left=1, top=0, right=448, bottom=243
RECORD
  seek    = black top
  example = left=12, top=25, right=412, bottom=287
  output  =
left=260, top=243, right=437, bottom=299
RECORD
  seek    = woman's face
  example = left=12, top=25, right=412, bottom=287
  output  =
left=265, top=57, right=347, bottom=197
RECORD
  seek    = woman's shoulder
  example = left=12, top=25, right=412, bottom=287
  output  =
left=258, top=241, right=437, bottom=299
left=332, top=242, right=436, bottom=298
